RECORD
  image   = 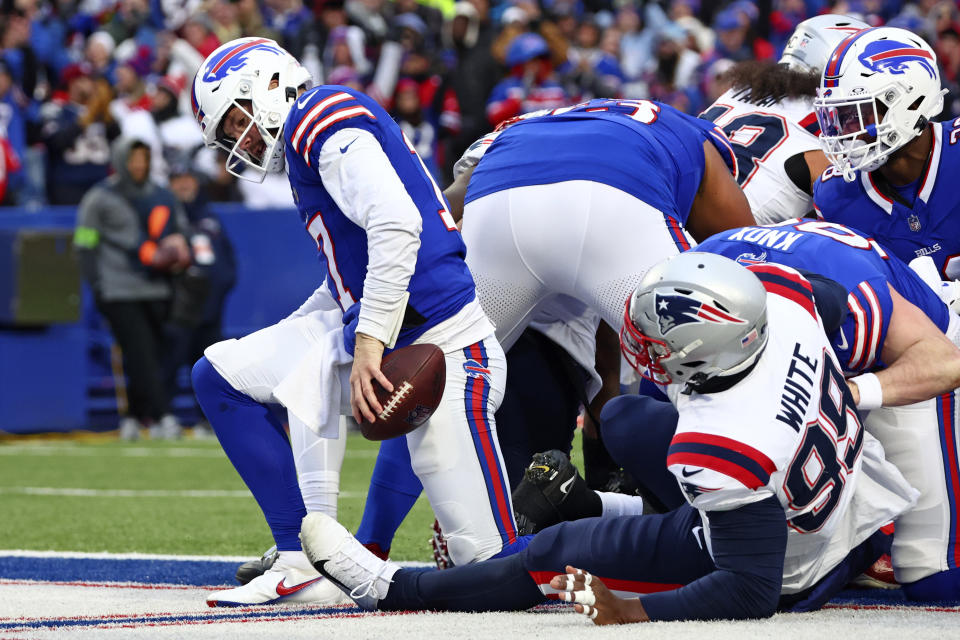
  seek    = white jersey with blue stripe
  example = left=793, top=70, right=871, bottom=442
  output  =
left=282, top=85, right=488, bottom=353
left=696, top=220, right=950, bottom=375
left=464, top=99, right=736, bottom=224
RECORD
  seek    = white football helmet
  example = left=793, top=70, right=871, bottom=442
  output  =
left=191, top=37, right=312, bottom=182
left=779, top=14, right=869, bottom=73
left=813, top=27, right=946, bottom=181
left=620, top=253, right=768, bottom=391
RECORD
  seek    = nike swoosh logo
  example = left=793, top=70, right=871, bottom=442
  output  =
left=559, top=476, right=575, bottom=495
left=836, top=328, right=849, bottom=351
left=296, top=95, right=312, bottom=109
left=340, top=137, right=359, bottom=154
left=692, top=526, right=704, bottom=550
left=275, top=576, right=322, bottom=596
left=681, top=467, right=702, bottom=478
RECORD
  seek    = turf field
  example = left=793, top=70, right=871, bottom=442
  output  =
left=2, top=430, right=958, bottom=639
left=0, top=429, right=585, bottom=560
left=0, top=430, right=439, bottom=560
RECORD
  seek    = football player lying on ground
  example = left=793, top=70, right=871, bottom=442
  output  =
left=189, top=37, right=524, bottom=606
left=300, top=253, right=917, bottom=623
left=596, top=221, right=960, bottom=601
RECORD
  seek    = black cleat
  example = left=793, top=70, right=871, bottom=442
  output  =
left=511, top=450, right=601, bottom=534
left=235, top=545, right=279, bottom=585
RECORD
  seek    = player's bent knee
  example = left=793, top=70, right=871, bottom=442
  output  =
left=191, top=356, right=220, bottom=401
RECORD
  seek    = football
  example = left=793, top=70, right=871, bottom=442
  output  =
left=359, top=343, right=446, bottom=441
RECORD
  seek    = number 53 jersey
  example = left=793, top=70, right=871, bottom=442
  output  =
left=667, top=264, right=918, bottom=594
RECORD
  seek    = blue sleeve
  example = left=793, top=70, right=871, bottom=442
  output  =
left=640, top=495, right=786, bottom=621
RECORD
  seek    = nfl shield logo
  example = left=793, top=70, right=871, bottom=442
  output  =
left=908, top=214, right=922, bottom=232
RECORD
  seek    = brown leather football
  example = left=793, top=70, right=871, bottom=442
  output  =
left=359, top=343, right=446, bottom=441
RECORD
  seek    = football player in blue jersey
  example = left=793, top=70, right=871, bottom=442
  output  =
left=813, top=26, right=960, bottom=278
left=299, top=253, right=918, bottom=623
left=810, top=26, right=960, bottom=599
left=188, top=38, right=524, bottom=606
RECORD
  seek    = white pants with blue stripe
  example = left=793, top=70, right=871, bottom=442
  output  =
left=864, top=393, right=960, bottom=584
left=204, top=308, right=515, bottom=565
left=462, top=180, right=693, bottom=351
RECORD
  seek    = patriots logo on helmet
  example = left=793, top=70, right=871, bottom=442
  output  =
left=858, top=39, right=936, bottom=79
left=463, top=359, right=491, bottom=382
left=655, top=292, right=747, bottom=335
left=201, top=39, right=284, bottom=83
left=734, top=251, right=767, bottom=267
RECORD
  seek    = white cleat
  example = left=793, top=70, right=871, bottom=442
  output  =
left=206, top=551, right=350, bottom=607
left=300, top=513, right=399, bottom=610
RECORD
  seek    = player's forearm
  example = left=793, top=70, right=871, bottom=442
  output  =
left=871, top=335, right=960, bottom=406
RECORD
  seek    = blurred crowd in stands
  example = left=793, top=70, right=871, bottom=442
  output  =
left=2, top=0, right=960, bottom=209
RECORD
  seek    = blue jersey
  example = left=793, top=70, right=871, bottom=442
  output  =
left=813, top=120, right=960, bottom=279
left=697, top=220, right=949, bottom=374
left=466, top=99, right=737, bottom=225
left=283, top=85, right=477, bottom=351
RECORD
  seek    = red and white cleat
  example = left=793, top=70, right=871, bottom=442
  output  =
left=207, top=551, right=350, bottom=606
left=850, top=554, right=899, bottom=590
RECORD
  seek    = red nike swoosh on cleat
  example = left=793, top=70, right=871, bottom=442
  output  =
left=275, top=576, right=323, bottom=596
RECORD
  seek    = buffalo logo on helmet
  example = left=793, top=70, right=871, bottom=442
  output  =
left=857, top=39, right=936, bottom=79
left=201, top=39, right=285, bottom=83
left=654, top=292, right=747, bottom=335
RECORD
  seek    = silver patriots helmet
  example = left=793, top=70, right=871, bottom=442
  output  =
left=621, top=252, right=769, bottom=389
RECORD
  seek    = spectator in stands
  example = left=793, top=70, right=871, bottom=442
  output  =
left=442, top=0, right=498, bottom=180
left=40, top=63, right=119, bottom=205
left=181, top=12, right=221, bottom=58
left=393, top=77, right=440, bottom=179
left=709, top=8, right=754, bottom=62
left=104, top=0, right=157, bottom=50
left=74, top=137, right=190, bottom=441
left=939, top=26, right=960, bottom=118
left=164, top=158, right=236, bottom=438
left=150, top=75, right=203, bottom=160
left=0, top=60, right=26, bottom=205
left=486, top=33, right=569, bottom=127
left=84, top=30, right=117, bottom=83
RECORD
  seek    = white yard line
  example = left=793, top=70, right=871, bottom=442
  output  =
left=0, top=445, right=378, bottom=459
left=0, top=487, right=366, bottom=499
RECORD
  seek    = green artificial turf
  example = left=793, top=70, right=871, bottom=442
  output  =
left=0, top=431, right=585, bottom=561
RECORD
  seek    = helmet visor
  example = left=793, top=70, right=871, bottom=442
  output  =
left=814, top=93, right=885, bottom=177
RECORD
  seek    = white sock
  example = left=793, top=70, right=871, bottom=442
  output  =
left=299, top=470, right=340, bottom=517
left=275, top=550, right=315, bottom=573
left=289, top=414, right=347, bottom=518
left=598, top=491, right=645, bottom=518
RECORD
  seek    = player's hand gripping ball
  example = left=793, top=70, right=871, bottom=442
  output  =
left=359, top=343, right=446, bottom=441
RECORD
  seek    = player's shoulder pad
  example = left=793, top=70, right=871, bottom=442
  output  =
left=285, top=87, right=377, bottom=161
left=746, top=263, right=817, bottom=319
left=812, top=164, right=859, bottom=205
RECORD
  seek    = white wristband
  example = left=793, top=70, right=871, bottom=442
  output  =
left=851, top=372, right=883, bottom=411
